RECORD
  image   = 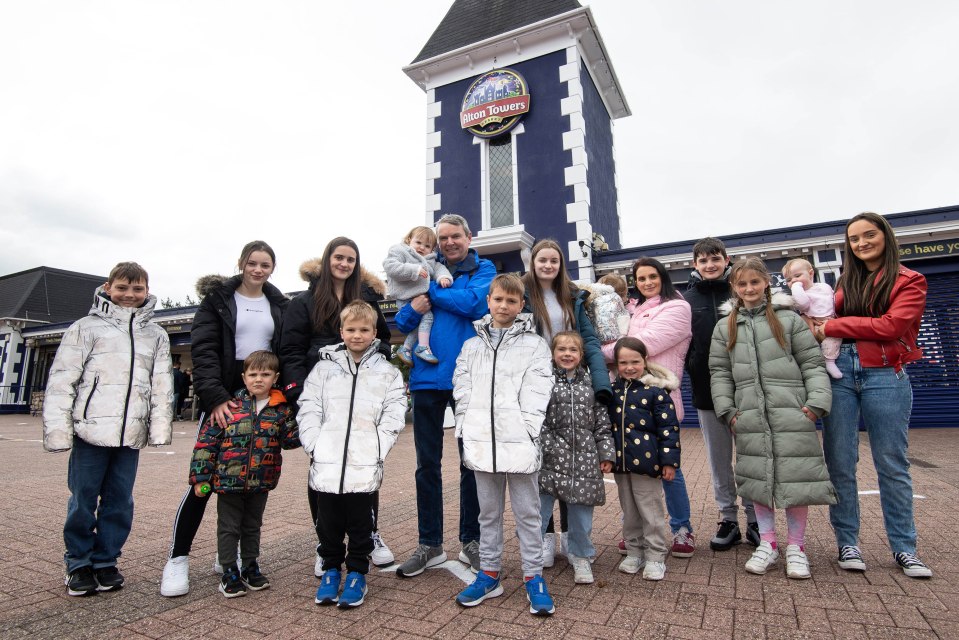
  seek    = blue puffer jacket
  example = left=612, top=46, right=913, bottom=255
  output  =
left=607, top=377, right=681, bottom=478
left=523, top=289, right=612, bottom=402
left=395, top=249, right=495, bottom=391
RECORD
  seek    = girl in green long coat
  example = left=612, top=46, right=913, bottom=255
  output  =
left=709, top=257, right=836, bottom=580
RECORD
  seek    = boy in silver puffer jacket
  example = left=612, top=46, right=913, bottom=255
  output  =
left=43, top=262, right=173, bottom=596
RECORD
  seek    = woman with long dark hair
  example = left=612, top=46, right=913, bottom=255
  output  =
left=814, top=212, right=931, bottom=578
left=160, top=240, right=288, bottom=597
left=601, top=257, right=695, bottom=558
left=279, top=237, right=394, bottom=577
left=521, top=239, right=612, bottom=566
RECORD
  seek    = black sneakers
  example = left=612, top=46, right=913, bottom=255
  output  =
left=745, top=521, right=761, bottom=547
left=895, top=552, right=932, bottom=578
left=219, top=565, right=248, bottom=598
left=710, top=520, right=743, bottom=551
left=94, top=566, right=125, bottom=591
left=65, top=566, right=98, bottom=597
left=241, top=562, right=271, bottom=591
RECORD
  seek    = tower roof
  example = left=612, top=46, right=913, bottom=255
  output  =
left=412, top=0, right=582, bottom=64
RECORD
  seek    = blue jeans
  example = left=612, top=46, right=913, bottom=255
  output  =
left=822, top=343, right=917, bottom=555
left=63, top=438, right=140, bottom=573
left=662, top=467, right=692, bottom=533
left=539, top=495, right=595, bottom=558
left=411, top=389, right=480, bottom=546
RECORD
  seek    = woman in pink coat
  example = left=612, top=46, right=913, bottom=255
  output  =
left=603, top=257, right=695, bottom=557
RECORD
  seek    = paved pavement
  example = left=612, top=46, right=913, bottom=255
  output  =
left=0, top=414, right=956, bottom=639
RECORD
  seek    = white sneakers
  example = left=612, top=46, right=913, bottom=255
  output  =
left=370, top=532, right=394, bottom=567
left=643, top=561, right=666, bottom=581
left=160, top=556, right=190, bottom=597
left=785, top=545, right=811, bottom=579
left=618, top=555, right=645, bottom=574
left=745, top=541, right=780, bottom=575
left=569, top=554, right=593, bottom=584
left=314, top=550, right=324, bottom=578
left=542, top=533, right=556, bottom=568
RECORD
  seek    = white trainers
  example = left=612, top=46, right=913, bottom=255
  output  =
left=160, top=556, right=190, bottom=597
left=643, top=561, right=666, bottom=581
left=745, top=541, right=780, bottom=575
left=212, top=553, right=223, bottom=575
left=618, top=555, right=645, bottom=574
left=558, top=532, right=569, bottom=558
left=542, top=534, right=556, bottom=568
left=569, top=554, right=593, bottom=584
left=785, top=545, right=811, bottom=579
left=370, top=532, right=395, bottom=567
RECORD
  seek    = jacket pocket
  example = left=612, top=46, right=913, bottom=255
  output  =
left=82, top=375, right=100, bottom=419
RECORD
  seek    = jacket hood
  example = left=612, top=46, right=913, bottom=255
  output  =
left=90, top=286, right=158, bottom=325
left=640, top=361, right=680, bottom=391
left=718, top=291, right=795, bottom=318
left=195, top=274, right=235, bottom=298
left=472, top=312, right=537, bottom=346
left=317, top=339, right=384, bottom=371
left=298, top=258, right=386, bottom=296
left=575, top=281, right=617, bottom=306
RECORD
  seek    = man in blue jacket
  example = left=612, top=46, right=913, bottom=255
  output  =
left=394, top=214, right=495, bottom=578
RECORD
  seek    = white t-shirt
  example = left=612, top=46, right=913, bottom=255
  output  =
left=234, top=291, right=274, bottom=360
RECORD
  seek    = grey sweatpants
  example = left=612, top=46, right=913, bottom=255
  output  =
left=615, top=473, right=668, bottom=563
left=475, top=471, right=543, bottom=576
left=698, top=409, right=756, bottom=523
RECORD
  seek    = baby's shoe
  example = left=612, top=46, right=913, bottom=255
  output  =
left=396, top=345, right=414, bottom=366
left=826, top=361, right=843, bottom=379
left=414, top=345, right=439, bottom=364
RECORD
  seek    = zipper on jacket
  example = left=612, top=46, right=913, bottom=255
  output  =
left=82, top=375, right=100, bottom=420
left=489, top=330, right=505, bottom=473
left=566, top=376, right=576, bottom=473
left=880, top=343, right=889, bottom=366
left=619, top=380, right=631, bottom=472
left=119, top=313, right=136, bottom=446
left=338, top=360, right=360, bottom=494
left=245, top=399, right=258, bottom=492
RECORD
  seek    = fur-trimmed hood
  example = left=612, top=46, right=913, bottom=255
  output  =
left=718, top=291, right=794, bottom=317
left=298, top=257, right=386, bottom=296
left=576, top=281, right=617, bottom=307
left=195, top=274, right=234, bottom=299
left=641, top=361, right=680, bottom=391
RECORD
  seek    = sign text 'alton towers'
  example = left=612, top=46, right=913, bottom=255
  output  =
left=460, top=68, right=530, bottom=138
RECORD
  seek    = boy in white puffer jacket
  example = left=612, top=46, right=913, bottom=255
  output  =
left=452, top=274, right=556, bottom=616
left=297, top=301, right=407, bottom=609
left=43, top=262, right=173, bottom=597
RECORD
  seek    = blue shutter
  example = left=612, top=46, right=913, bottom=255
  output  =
left=908, top=270, right=959, bottom=428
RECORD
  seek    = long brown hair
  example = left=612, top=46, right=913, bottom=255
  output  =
left=836, top=212, right=900, bottom=318
left=725, top=257, right=787, bottom=351
left=522, top=239, right=577, bottom=337
left=311, top=237, right=362, bottom=334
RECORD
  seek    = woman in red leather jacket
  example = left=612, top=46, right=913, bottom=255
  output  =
left=813, top=212, right=931, bottom=579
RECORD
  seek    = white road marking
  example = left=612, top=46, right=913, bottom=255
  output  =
left=859, top=489, right=925, bottom=499
left=379, top=559, right=474, bottom=585
left=0, top=435, right=43, bottom=442
left=146, top=451, right=176, bottom=455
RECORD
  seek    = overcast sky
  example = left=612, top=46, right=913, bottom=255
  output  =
left=2, top=1, right=957, bottom=304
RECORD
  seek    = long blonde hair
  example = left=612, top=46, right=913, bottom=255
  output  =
left=726, top=257, right=787, bottom=351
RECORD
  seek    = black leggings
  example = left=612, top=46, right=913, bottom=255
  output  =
left=544, top=500, right=569, bottom=534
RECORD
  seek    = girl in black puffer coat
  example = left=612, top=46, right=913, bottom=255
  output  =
left=538, top=332, right=615, bottom=584
left=161, top=241, right=289, bottom=597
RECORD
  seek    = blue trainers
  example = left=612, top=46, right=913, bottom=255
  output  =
left=456, top=571, right=503, bottom=607
left=337, top=572, right=367, bottom=608
left=525, top=575, right=555, bottom=616
left=314, top=568, right=340, bottom=605
left=396, top=345, right=413, bottom=366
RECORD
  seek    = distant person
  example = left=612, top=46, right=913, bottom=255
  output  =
left=172, top=361, right=189, bottom=419
left=189, top=351, right=299, bottom=598
left=683, top=237, right=759, bottom=550
left=814, top=212, right=932, bottom=578
left=161, top=240, right=288, bottom=597
left=783, top=258, right=843, bottom=379
left=44, top=262, right=173, bottom=596
left=394, top=214, right=494, bottom=578
left=382, top=225, right=453, bottom=365
left=279, top=237, right=395, bottom=575
left=710, top=257, right=835, bottom=579
left=452, top=274, right=556, bottom=615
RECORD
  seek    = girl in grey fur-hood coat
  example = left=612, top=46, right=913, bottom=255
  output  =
left=709, top=288, right=836, bottom=509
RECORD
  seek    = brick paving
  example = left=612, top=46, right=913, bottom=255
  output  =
left=0, top=413, right=956, bottom=639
